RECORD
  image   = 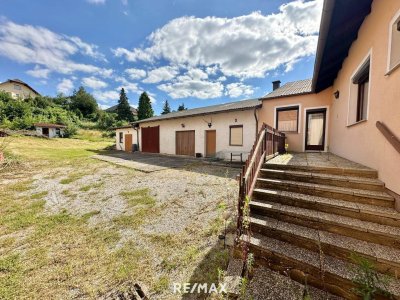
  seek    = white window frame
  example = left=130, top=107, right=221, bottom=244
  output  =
left=347, top=50, right=372, bottom=127
left=387, top=8, right=400, bottom=75
left=273, top=103, right=302, bottom=134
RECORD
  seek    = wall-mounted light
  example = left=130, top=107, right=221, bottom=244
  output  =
left=181, top=123, right=185, bottom=128
left=334, top=90, right=340, bottom=99
left=235, top=118, right=237, bottom=123
left=208, top=122, right=212, bottom=128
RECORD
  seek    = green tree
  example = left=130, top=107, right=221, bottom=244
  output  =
left=137, top=92, right=154, bottom=120
left=70, top=86, right=98, bottom=119
left=161, top=100, right=171, bottom=115
left=177, top=103, right=187, bottom=111
left=116, top=88, right=134, bottom=122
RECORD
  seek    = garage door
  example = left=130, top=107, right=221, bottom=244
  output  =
left=141, top=126, right=160, bottom=153
left=176, top=131, right=195, bottom=156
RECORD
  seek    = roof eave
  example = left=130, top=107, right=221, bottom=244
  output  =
left=311, top=0, right=335, bottom=93
left=259, top=91, right=313, bottom=101
left=132, top=104, right=262, bottom=124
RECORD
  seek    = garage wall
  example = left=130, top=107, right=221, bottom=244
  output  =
left=139, top=109, right=257, bottom=160
left=115, top=128, right=138, bottom=151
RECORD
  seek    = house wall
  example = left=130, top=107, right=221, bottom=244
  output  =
left=328, top=0, right=400, bottom=194
left=115, top=128, right=137, bottom=151
left=258, top=88, right=332, bottom=152
left=0, top=82, right=38, bottom=99
left=138, top=109, right=257, bottom=160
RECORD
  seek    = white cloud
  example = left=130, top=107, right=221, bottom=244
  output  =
left=26, top=65, right=51, bottom=79
left=125, top=68, right=146, bottom=80
left=217, top=76, right=227, bottom=82
left=82, top=76, right=108, bottom=89
left=93, top=90, right=119, bottom=102
left=142, top=66, right=179, bottom=83
left=121, top=0, right=128, bottom=5
left=225, top=82, right=254, bottom=98
left=113, top=0, right=322, bottom=78
left=114, top=76, right=141, bottom=94
left=0, top=20, right=111, bottom=76
left=57, top=78, right=74, bottom=95
left=86, top=0, right=106, bottom=4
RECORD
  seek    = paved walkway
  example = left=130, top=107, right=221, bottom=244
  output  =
left=267, top=152, right=373, bottom=170
left=92, top=151, right=242, bottom=172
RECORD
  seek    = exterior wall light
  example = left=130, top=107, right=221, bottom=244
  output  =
left=208, top=122, right=212, bottom=128
left=181, top=123, right=185, bottom=128
left=334, top=90, right=340, bottom=99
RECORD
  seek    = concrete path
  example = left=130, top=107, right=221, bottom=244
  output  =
left=92, top=151, right=241, bottom=172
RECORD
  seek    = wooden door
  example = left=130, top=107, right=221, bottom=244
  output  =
left=305, top=109, right=326, bottom=151
left=124, top=134, right=133, bottom=152
left=141, top=126, right=160, bottom=153
left=176, top=131, right=195, bottom=156
left=205, top=130, right=216, bottom=157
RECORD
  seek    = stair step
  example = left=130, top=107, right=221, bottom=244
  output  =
left=244, top=233, right=400, bottom=299
left=250, top=200, right=400, bottom=248
left=253, top=188, right=400, bottom=227
left=264, top=163, right=378, bottom=178
left=260, top=168, right=384, bottom=191
left=250, top=214, right=400, bottom=276
left=256, top=178, right=394, bottom=207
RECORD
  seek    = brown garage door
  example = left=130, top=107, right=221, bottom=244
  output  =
left=176, top=131, right=195, bottom=156
left=141, top=126, right=160, bottom=153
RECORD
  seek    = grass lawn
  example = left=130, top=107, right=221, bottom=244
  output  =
left=0, top=132, right=236, bottom=299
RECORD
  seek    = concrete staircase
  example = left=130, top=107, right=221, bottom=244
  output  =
left=244, top=162, right=400, bottom=299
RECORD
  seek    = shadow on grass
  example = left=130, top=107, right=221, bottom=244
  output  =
left=180, top=240, right=230, bottom=300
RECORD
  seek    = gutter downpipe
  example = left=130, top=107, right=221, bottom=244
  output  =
left=311, top=0, right=335, bottom=93
left=254, top=106, right=259, bottom=139
left=133, top=123, right=140, bottom=152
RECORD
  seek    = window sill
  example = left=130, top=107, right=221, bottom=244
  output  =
left=386, top=61, right=400, bottom=76
left=347, top=119, right=367, bottom=128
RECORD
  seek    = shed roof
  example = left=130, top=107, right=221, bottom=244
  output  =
left=134, top=98, right=261, bottom=124
left=34, top=123, right=66, bottom=128
left=261, top=79, right=312, bottom=100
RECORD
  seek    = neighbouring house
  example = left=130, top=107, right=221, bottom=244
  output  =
left=0, top=79, right=40, bottom=99
left=105, top=105, right=138, bottom=119
left=34, top=123, right=66, bottom=138
left=116, top=98, right=261, bottom=160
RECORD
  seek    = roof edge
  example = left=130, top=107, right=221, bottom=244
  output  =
left=133, top=104, right=261, bottom=124
left=259, top=91, right=314, bottom=101
left=311, top=0, right=335, bottom=92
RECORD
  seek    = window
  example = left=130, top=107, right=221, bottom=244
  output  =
left=14, top=84, right=21, bottom=90
left=388, top=12, right=400, bottom=72
left=119, top=132, right=123, bottom=143
left=352, top=58, right=370, bottom=122
left=229, top=125, right=243, bottom=146
left=276, top=106, right=299, bottom=132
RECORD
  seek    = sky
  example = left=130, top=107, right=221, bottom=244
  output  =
left=0, top=0, right=323, bottom=114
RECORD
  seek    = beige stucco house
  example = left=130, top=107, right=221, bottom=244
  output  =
left=115, top=99, right=261, bottom=161
left=0, top=79, right=40, bottom=99
left=259, top=0, right=400, bottom=196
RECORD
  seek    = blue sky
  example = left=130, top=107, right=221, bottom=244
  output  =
left=0, top=0, right=322, bottom=114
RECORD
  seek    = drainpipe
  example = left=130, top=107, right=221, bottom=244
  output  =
left=253, top=107, right=259, bottom=139
left=134, top=123, right=140, bottom=151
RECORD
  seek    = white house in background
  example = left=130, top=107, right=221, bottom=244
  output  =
left=0, top=79, right=40, bottom=99
left=34, top=123, right=66, bottom=138
left=115, top=98, right=262, bottom=161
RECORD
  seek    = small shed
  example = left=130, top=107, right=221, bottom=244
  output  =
left=34, top=123, right=66, bottom=138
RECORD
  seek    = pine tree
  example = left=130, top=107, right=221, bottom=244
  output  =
left=161, top=100, right=171, bottom=115
left=177, top=103, right=187, bottom=111
left=116, top=88, right=134, bottom=122
left=137, top=92, right=154, bottom=120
